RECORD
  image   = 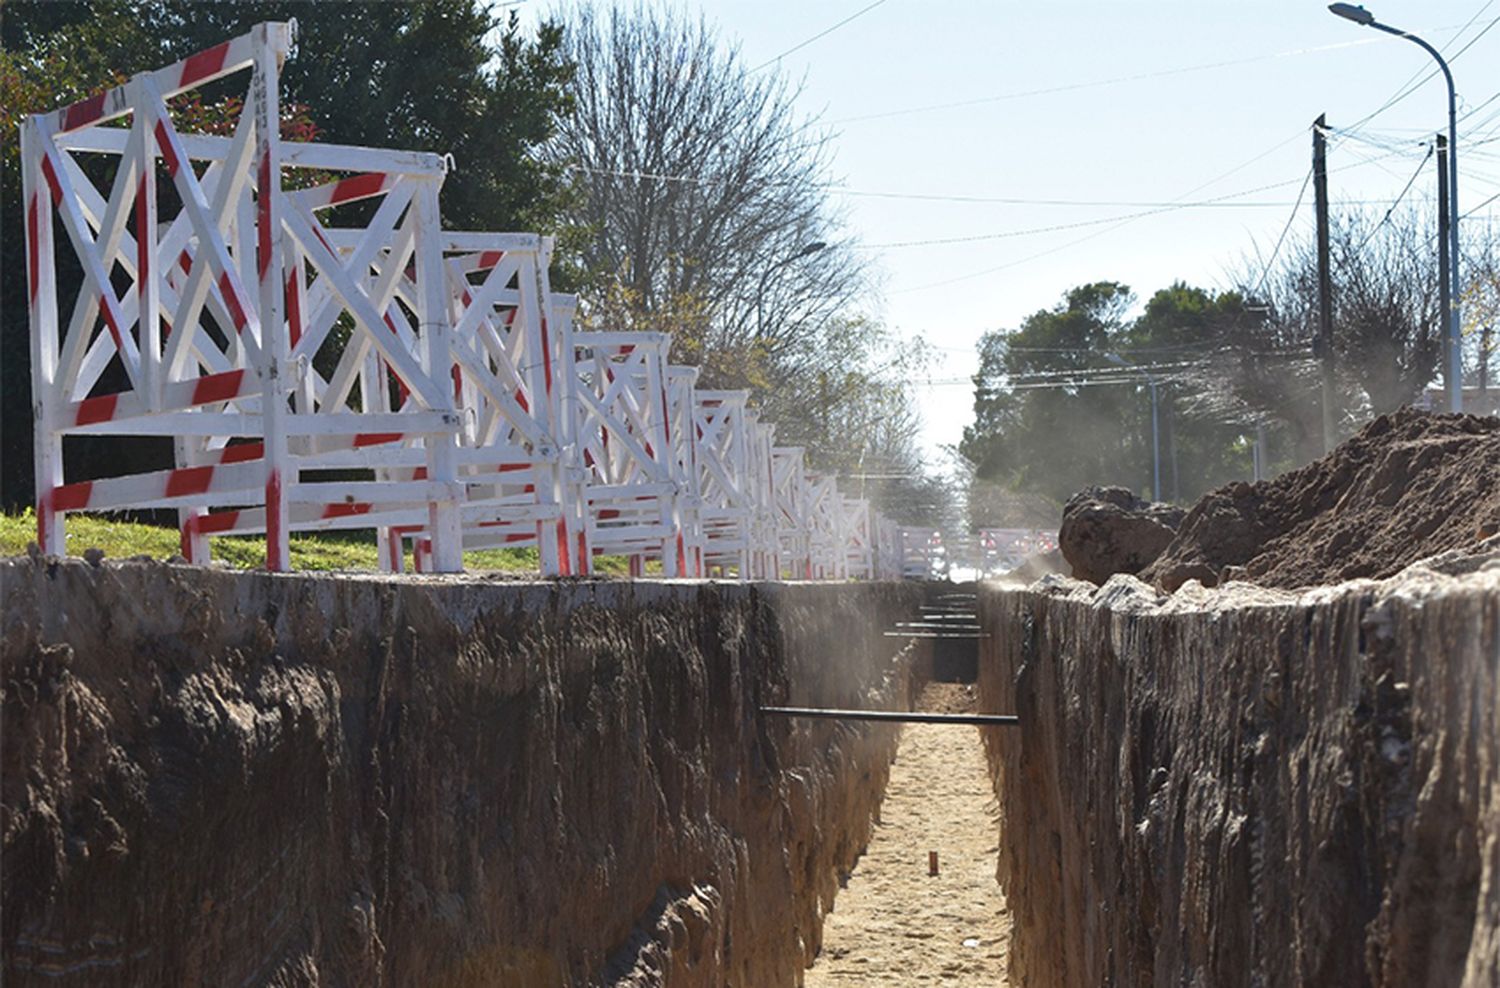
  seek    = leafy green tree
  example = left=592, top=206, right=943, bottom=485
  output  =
left=961, top=282, right=1144, bottom=506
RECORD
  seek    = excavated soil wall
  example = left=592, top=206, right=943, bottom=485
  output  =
left=978, top=559, right=1500, bottom=987
left=1, top=557, right=923, bottom=986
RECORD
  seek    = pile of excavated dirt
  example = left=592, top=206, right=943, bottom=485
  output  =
left=1144, top=407, right=1500, bottom=591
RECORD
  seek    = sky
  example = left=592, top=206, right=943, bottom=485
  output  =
left=537, top=1, right=1500, bottom=463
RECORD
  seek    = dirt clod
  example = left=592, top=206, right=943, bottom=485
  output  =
left=1144, top=407, right=1500, bottom=591
left=1059, top=485, right=1184, bottom=584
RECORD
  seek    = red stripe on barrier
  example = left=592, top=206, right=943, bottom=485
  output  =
left=26, top=195, right=40, bottom=302
left=178, top=41, right=231, bottom=89
left=218, top=442, right=263, bottom=464
left=498, top=463, right=528, bottom=473
left=477, top=250, right=503, bottom=269
left=40, top=155, right=63, bottom=205
left=154, top=121, right=182, bottom=177
left=556, top=518, right=571, bottom=576
left=265, top=468, right=286, bottom=571
left=505, top=532, right=530, bottom=543
left=197, top=511, right=242, bottom=535
left=178, top=250, right=192, bottom=273
left=218, top=272, right=249, bottom=333
left=99, top=296, right=126, bottom=351
left=75, top=393, right=120, bottom=426
left=62, top=91, right=107, bottom=132
left=578, top=532, right=589, bottom=573
left=353, top=432, right=403, bottom=448
left=135, top=174, right=150, bottom=305
left=191, top=369, right=246, bottom=405
left=321, top=502, right=372, bottom=520
left=37, top=492, right=54, bottom=552
left=514, top=388, right=529, bottom=413
left=453, top=365, right=462, bottom=402
left=52, top=481, right=94, bottom=512
left=598, top=508, right=620, bottom=520
left=165, top=465, right=215, bottom=498
left=328, top=172, right=386, bottom=206
left=675, top=531, right=687, bottom=575
left=257, top=149, right=273, bottom=282
left=540, top=317, right=553, bottom=396
left=286, top=270, right=302, bottom=348
left=411, top=467, right=428, bottom=480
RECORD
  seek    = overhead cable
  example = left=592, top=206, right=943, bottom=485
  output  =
left=749, top=0, right=891, bottom=72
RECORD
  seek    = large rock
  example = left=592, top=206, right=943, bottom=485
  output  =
left=1058, top=486, right=1184, bottom=584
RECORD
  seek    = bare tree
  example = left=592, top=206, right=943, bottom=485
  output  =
left=546, top=3, right=870, bottom=393
left=545, top=4, right=933, bottom=517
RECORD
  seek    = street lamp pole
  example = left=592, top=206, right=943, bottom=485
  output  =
left=755, top=241, right=826, bottom=339
left=1330, top=3, right=1463, bottom=412
left=1106, top=353, right=1161, bottom=502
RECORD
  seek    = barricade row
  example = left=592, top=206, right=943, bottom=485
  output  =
left=23, top=20, right=906, bottom=580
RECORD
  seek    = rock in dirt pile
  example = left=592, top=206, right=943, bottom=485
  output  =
left=1058, top=485, right=1184, bottom=584
left=1143, top=407, right=1500, bottom=591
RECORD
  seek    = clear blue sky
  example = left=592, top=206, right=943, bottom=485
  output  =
left=542, top=2, right=1500, bottom=462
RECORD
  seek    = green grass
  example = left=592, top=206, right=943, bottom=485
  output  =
left=2, top=509, right=630, bottom=575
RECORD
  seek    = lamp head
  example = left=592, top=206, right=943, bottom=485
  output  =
left=798, top=241, right=828, bottom=258
left=1329, top=3, right=1375, bottom=26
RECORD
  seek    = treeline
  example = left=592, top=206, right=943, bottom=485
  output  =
left=960, top=204, right=1500, bottom=523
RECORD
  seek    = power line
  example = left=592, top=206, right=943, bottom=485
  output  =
left=749, top=0, right=891, bottom=72
left=566, top=162, right=1409, bottom=210
left=1251, top=166, right=1313, bottom=299
left=1356, top=142, right=1435, bottom=251
left=826, top=37, right=1393, bottom=126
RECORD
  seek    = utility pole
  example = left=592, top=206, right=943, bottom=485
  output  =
left=1438, top=132, right=1453, bottom=411
left=1313, top=113, right=1336, bottom=453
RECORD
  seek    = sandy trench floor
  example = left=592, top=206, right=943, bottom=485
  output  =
left=804, top=683, right=1012, bottom=985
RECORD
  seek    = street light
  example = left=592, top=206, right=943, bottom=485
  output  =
left=755, top=241, right=826, bottom=339
left=1105, top=353, right=1161, bottom=502
left=1330, top=3, right=1463, bottom=412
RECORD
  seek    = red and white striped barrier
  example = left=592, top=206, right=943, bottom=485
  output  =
left=24, top=20, right=910, bottom=582
left=24, top=21, right=466, bottom=571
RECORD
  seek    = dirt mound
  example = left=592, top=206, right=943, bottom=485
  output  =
left=1059, top=486, right=1185, bottom=584
left=1144, top=407, right=1500, bottom=591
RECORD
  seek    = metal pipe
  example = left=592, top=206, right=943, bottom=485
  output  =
left=761, top=706, right=1019, bottom=726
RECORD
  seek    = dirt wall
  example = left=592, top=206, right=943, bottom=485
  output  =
left=978, top=554, right=1500, bottom=987
left=1, top=557, right=923, bottom=986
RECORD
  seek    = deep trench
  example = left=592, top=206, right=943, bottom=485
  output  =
left=9, top=558, right=1495, bottom=986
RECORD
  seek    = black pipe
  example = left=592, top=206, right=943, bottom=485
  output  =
left=761, top=706, right=1019, bottom=726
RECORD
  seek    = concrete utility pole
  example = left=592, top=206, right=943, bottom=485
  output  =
left=1313, top=113, right=1336, bottom=453
left=1330, top=3, right=1463, bottom=412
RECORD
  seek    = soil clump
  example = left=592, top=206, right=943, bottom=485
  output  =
left=1058, top=486, right=1184, bottom=584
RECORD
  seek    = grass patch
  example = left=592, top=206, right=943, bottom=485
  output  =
left=1, top=510, right=629, bottom=575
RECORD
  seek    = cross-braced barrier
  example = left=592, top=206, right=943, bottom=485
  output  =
left=23, top=21, right=919, bottom=581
